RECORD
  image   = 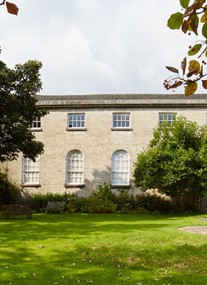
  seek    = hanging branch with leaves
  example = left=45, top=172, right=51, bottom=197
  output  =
left=0, top=0, right=19, bottom=15
left=164, top=0, right=207, bottom=96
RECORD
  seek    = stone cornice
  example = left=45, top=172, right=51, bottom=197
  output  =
left=36, top=94, right=207, bottom=109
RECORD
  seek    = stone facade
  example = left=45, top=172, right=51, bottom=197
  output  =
left=4, top=94, right=207, bottom=197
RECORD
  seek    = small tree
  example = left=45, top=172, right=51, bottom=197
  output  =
left=0, top=60, right=47, bottom=162
left=133, top=116, right=207, bottom=211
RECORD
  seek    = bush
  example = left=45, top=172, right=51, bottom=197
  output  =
left=27, top=192, right=73, bottom=212
left=87, top=183, right=117, bottom=213
left=115, top=189, right=136, bottom=212
left=66, top=185, right=173, bottom=214
left=137, top=189, right=172, bottom=213
left=66, top=194, right=88, bottom=213
left=66, top=183, right=117, bottom=213
left=25, top=185, right=173, bottom=214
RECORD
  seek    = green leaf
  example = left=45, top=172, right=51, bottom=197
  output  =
left=185, top=81, right=198, bottom=96
left=167, top=12, right=183, bottom=30
left=179, top=0, right=190, bottom=9
left=189, top=15, right=199, bottom=35
left=201, top=11, right=207, bottom=23
left=202, top=23, right=207, bottom=39
left=188, top=44, right=202, bottom=56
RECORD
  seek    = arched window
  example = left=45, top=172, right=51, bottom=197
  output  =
left=22, top=156, right=40, bottom=185
left=66, top=150, right=84, bottom=185
left=111, top=150, right=130, bottom=186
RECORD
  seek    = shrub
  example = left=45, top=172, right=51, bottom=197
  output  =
left=115, top=189, right=137, bottom=212
left=66, top=183, right=117, bottom=213
left=27, top=192, right=73, bottom=212
left=25, top=186, right=173, bottom=214
left=137, top=189, right=172, bottom=213
left=84, top=183, right=117, bottom=213
left=85, top=197, right=117, bottom=213
left=66, top=194, right=88, bottom=213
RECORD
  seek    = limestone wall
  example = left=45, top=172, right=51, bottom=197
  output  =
left=4, top=98, right=207, bottom=197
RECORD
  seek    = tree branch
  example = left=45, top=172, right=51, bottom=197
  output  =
left=0, top=1, right=6, bottom=6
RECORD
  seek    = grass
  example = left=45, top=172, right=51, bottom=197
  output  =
left=0, top=213, right=207, bottom=285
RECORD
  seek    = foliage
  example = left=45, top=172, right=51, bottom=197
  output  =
left=114, top=189, right=136, bottom=212
left=66, top=194, right=89, bottom=213
left=133, top=116, right=207, bottom=210
left=25, top=182, right=200, bottom=214
left=27, top=187, right=117, bottom=214
left=0, top=1, right=19, bottom=15
left=165, top=0, right=207, bottom=95
left=67, top=183, right=117, bottom=213
left=0, top=169, right=22, bottom=206
left=137, top=189, right=172, bottom=214
left=65, top=184, right=173, bottom=214
left=27, top=192, right=71, bottom=212
left=0, top=60, right=47, bottom=162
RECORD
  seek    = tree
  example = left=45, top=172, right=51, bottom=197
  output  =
left=133, top=116, right=207, bottom=211
left=0, top=60, right=47, bottom=162
left=164, top=0, right=207, bottom=96
left=0, top=1, right=19, bottom=15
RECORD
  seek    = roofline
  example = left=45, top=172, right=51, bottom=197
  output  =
left=36, top=94, right=207, bottom=109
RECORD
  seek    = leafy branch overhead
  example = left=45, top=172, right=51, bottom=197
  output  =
left=0, top=0, right=19, bottom=15
left=164, top=0, right=207, bottom=96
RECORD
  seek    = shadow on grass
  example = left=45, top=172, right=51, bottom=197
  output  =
left=0, top=213, right=206, bottom=285
left=0, top=213, right=175, bottom=242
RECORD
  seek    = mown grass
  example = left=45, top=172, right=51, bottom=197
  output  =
left=0, top=213, right=207, bottom=285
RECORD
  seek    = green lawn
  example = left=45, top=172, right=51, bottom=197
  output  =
left=0, top=213, right=207, bottom=285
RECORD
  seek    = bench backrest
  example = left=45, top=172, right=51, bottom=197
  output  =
left=47, top=201, right=65, bottom=209
left=6, top=204, right=29, bottom=212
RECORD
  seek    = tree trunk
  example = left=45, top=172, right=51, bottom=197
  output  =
left=179, top=190, right=185, bottom=211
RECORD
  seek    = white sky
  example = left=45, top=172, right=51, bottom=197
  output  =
left=0, top=0, right=202, bottom=95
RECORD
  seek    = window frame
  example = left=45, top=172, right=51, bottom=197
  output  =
left=111, top=113, right=132, bottom=131
left=159, top=113, right=176, bottom=126
left=22, top=156, right=40, bottom=186
left=65, top=150, right=84, bottom=186
left=31, top=116, right=42, bottom=131
left=67, top=113, right=86, bottom=131
left=111, top=150, right=130, bottom=186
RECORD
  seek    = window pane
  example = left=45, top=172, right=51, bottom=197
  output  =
left=68, top=114, right=85, bottom=128
left=66, top=150, right=84, bottom=184
left=31, top=117, right=41, bottom=129
left=23, top=157, right=39, bottom=184
left=111, top=150, right=130, bottom=185
left=113, top=113, right=130, bottom=128
left=159, top=113, right=176, bottom=126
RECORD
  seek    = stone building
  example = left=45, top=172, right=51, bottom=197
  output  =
left=4, top=93, right=207, bottom=197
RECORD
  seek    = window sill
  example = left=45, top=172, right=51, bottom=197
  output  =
left=31, top=128, right=43, bottom=132
left=22, top=184, right=41, bottom=188
left=66, top=128, right=87, bottom=131
left=64, top=184, right=85, bottom=188
left=111, top=184, right=131, bottom=188
left=111, top=128, right=133, bottom=131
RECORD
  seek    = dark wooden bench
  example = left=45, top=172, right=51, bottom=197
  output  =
left=46, top=201, right=65, bottom=214
left=5, top=204, right=32, bottom=219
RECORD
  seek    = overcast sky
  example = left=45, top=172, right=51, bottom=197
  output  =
left=0, top=0, right=201, bottom=95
